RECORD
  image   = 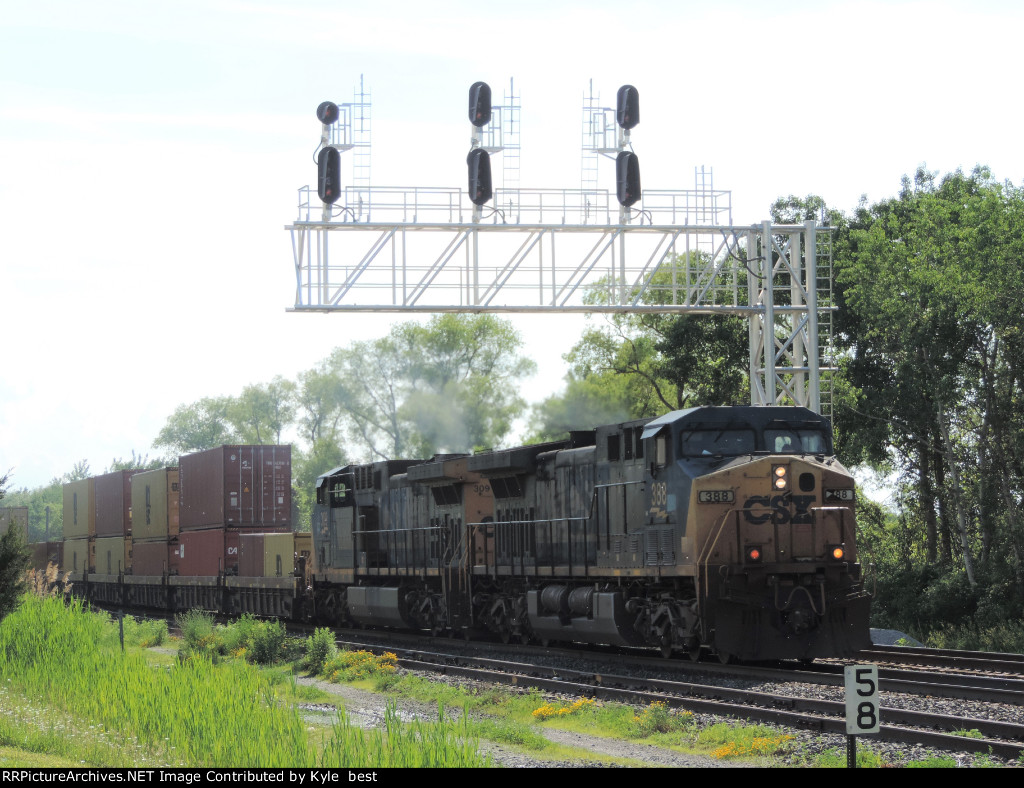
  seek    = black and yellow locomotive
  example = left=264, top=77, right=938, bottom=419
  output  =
left=310, top=405, right=871, bottom=662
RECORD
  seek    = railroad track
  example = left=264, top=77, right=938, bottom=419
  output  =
left=856, top=644, right=1024, bottom=675
left=344, top=640, right=1024, bottom=760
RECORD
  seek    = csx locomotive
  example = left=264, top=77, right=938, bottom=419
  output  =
left=310, top=405, right=871, bottom=662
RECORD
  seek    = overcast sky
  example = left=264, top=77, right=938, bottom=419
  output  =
left=3, top=0, right=1022, bottom=489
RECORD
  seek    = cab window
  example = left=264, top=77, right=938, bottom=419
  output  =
left=765, top=428, right=829, bottom=454
left=680, top=428, right=756, bottom=457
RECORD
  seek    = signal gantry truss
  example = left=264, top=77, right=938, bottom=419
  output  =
left=286, top=187, right=834, bottom=415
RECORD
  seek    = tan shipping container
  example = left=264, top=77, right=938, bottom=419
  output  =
left=0, top=506, right=28, bottom=537
left=63, top=537, right=94, bottom=574
left=94, top=536, right=128, bottom=575
left=239, top=532, right=294, bottom=578
left=63, top=479, right=96, bottom=539
left=131, top=467, right=180, bottom=541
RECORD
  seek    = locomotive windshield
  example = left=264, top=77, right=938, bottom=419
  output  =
left=764, top=428, right=831, bottom=454
left=680, top=428, right=756, bottom=457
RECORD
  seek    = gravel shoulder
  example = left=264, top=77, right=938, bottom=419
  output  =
left=293, top=675, right=735, bottom=768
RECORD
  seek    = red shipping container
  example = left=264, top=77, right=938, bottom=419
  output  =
left=132, top=540, right=175, bottom=576
left=179, top=446, right=291, bottom=531
left=95, top=470, right=137, bottom=537
left=177, top=528, right=236, bottom=576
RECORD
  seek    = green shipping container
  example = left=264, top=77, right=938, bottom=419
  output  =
left=63, top=479, right=96, bottom=539
left=131, top=467, right=180, bottom=541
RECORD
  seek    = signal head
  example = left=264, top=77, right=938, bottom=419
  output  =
left=467, top=148, right=493, bottom=206
left=616, top=84, right=639, bottom=130
left=469, top=81, right=492, bottom=128
left=317, top=147, right=341, bottom=205
left=316, top=101, right=340, bottom=126
left=615, top=151, right=641, bottom=207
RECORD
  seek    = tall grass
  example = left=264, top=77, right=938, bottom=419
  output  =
left=0, top=596, right=489, bottom=767
left=320, top=704, right=490, bottom=768
left=0, top=596, right=311, bottom=766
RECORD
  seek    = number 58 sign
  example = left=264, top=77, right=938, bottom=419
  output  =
left=844, top=665, right=880, bottom=734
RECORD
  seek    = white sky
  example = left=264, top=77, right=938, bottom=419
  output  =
left=2, top=0, right=1022, bottom=489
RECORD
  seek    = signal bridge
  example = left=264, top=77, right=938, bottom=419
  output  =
left=288, top=81, right=835, bottom=416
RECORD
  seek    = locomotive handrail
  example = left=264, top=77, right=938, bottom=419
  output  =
left=695, top=509, right=742, bottom=622
left=469, top=516, right=591, bottom=578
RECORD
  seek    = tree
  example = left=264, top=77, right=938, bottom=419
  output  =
left=153, top=397, right=236, bottom=456
left=326, top=315, right=536, bottom=460
left=531, top=255, right=748, bottom=439
left=226, top=376, right=296, bottom=445
left=833, top=166, right=1024, bottom=594
left=0, top=471, right=31, bottom=621
left=107, top=451, right=163, bottom=472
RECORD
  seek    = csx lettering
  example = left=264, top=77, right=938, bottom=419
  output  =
left=743, top=495, right=771, bottom=524
left=743, top=495, right=817, bottom=524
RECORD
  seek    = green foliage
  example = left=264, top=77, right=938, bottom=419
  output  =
left=627, top=701, right=693, bottom=738
left=176, top=612, right=290, bottom=666
left=302, top=627, right=337, bottom=675
left=106, top=451, right=164, bottom=473
left=153, top=397, right=236, bottom=455
left=175, top=609, right=220, bottom=663
left=319, top=703, right=490, bottom=768
left=2, top=599, right=484, bottom=767
left=328, top=314, right=535, bottom=458
left=0, top=479, right=64, bottom=542
left=906, top=756, right=960, bottom=768
left=321, top=649, right=398, bottom=683
left=226, top=376, right=296, bottom=445
left=1, top=596, right=312, bottom=767
left=813, top=747, right=889, bottom=768
left=924, top=619, right=1024, bottom=653
left=121, top=616, right=168, bottom=648
left=245, top=618, right=286, bottom=665
left=531, top=255, right=748, bottom=439
left=0, top=504, right=31, bottom=621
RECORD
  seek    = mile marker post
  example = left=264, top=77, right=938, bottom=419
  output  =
left=844, top=664, right=880, bottom=767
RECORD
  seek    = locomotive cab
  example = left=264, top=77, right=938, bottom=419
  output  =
left=643, top=407, right=871, bottom=661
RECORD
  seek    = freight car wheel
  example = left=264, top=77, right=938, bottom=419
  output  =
left=660, top=637, right=673, bottom=659
left=717, top=650, right=733, bottom=665
left=688, top=645, right=703, bottom=662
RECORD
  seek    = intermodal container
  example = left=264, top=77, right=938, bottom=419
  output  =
left=63, top=537, right=94, bottom=574
left=179, top=446, right=291, bottom=531
left=63, top=479, right=96, bottom=539
left=94, top=536, right=128, bottom=575
left=0, top=506, right=29, bottom=537
left=131, top=467, right=179, bottom=541
left=238, top=532, right=294, bottom=577
left=132, top=539, right=176, bottom=576
left=95, top=470, right=137, bottom=537
left=177, top=526, right=291, bottom=576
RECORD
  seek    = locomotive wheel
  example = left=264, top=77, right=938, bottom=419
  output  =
left=717, top=650, right=733, bottom=665
left=660, top=642, right=674, bottom=659
left=688, top=644, right=703, bottom=662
